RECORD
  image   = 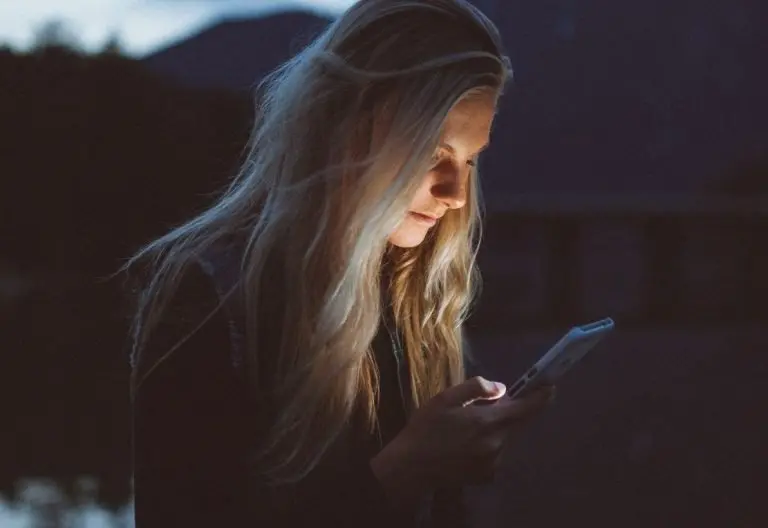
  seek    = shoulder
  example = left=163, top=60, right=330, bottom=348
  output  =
left=196, top=236, right=247, bottom=300
left=131, top=246, right=244, bottom=394
left=165, top=259, right=224, bottom=323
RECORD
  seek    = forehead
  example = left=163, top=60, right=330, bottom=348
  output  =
left=439, top=93, right=496, bottom=151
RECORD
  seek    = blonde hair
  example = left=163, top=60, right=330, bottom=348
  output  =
left=124, top=0, right=511, bottom=484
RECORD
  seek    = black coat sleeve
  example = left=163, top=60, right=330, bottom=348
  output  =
left=131, top=262, right=250, bottom=527
left=130, top=262, right=410, bottom=528
left=426, top=330, right=476, bottom=528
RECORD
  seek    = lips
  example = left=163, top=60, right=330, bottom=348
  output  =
left=410, top=212, right=439, bottom=226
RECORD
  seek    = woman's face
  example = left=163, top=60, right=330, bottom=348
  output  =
left=387, top=92, right=497, bottom=248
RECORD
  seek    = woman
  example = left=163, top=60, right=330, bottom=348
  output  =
left=125, top=0, right=555, bottom=526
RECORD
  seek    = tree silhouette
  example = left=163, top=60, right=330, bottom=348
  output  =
left=100, top=32, right=125, bottom=57
left=31, top=19, right=82, bottom=53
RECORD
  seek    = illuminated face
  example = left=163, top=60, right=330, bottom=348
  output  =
left=387, top=93, right=496, bottom=248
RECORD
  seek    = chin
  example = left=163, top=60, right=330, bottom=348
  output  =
left=387, top=227, right=428, bottom=248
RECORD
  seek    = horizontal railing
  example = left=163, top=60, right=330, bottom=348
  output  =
left=470, top=204, right=767, bottom=331
left=483, top=193, right=768, bottom=216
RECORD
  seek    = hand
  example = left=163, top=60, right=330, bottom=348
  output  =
left=370, top=376, right=554, bottom=506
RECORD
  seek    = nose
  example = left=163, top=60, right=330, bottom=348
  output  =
left=430, top=166, right=468, bottom=210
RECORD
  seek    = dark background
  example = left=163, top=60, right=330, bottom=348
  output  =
left=1, top=0, right=766, bottom=526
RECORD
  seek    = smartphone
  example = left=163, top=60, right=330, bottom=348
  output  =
left=505, top=317, right=615, bottom=400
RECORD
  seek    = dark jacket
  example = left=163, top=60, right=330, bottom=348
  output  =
left=130, top=239, right=470, bottom=527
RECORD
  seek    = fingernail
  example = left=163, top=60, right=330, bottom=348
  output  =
left=493, top=382, right=506, bottom=394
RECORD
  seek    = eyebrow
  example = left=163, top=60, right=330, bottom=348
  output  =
left=439, top=141, right=490, bottom=156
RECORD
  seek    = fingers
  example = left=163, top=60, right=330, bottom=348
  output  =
left=431, top=376, right=506, bottom=408
left=485, top=385, right=556, bottom=428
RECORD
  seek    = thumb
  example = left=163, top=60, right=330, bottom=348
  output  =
left=431, top=376, right=506, bottom=408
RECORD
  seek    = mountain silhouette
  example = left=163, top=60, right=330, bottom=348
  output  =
left=141, top=2, right=767, bottom=194
left=142, top=12, right=332, bottom=93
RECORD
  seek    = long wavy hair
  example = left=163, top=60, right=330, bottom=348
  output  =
left=124, top=0, right=511, bottom=484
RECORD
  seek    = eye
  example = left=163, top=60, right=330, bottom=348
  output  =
left=466, top=158, right=477, bottom=168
